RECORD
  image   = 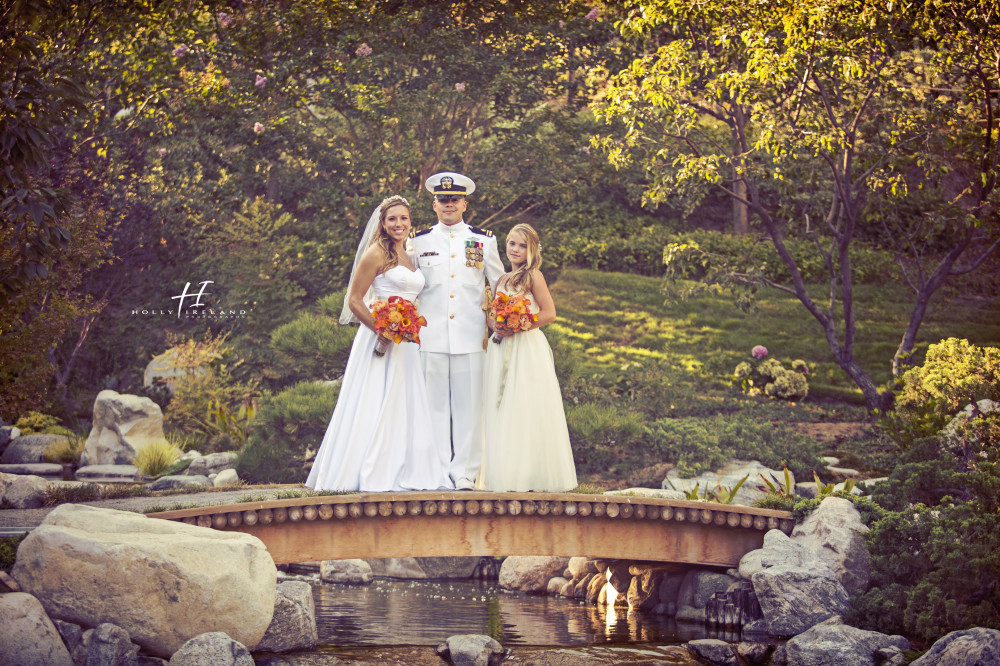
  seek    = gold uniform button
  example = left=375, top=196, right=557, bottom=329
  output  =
left=450, top=294, right=455, bottom=298
left=450, top=274, right=455, bottom=278
left=449, top=314, right=455, bottom=319
left=451, top=253, right=455, bottom=257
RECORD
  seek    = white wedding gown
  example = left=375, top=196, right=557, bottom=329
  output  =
left=306, top=265, right=453, bottom=492
left=479, top=287, right=578, bottom=492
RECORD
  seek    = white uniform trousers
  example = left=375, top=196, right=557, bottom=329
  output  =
left=421, top=350, right=484, bottom=484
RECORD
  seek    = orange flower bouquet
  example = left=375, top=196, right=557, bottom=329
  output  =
left=490, top=293, right=537, bottom=344
left=370, top=296, right=427, bottom=357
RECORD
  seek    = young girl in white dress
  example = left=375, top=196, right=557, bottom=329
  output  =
left=479, top=223, right=578, bottom=492
left=306, top=196, right=453, bottom=492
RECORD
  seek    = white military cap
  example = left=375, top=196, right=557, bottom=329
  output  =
left=425, top=172, right=476, bottom=197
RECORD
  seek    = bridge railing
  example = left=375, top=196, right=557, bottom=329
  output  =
left=149, top=491, right=793, bottom=567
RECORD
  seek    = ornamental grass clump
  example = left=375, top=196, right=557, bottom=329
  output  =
left=733, top=345, right=809, bottom=401
left=132, top=439, right=183, bottom=478
left=43, top=435, right=86, bottom=464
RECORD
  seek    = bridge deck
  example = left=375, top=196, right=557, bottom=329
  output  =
left=149, top=492, right=793, bottom=567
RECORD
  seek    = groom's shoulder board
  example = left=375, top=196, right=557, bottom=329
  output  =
left=410, top=227, right=433, bottom=239
left=469, top=226, right=493, bottom=237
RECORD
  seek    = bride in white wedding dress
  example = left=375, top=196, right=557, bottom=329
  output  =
left=306, top=196, right=452, bottom=492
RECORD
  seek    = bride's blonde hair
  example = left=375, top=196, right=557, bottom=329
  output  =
left=504, top=223, right=541, bottom=293
left=372, top=195, right=410, bottom=274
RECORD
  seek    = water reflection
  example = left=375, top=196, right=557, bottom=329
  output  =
left=313, top=579, right=715, bottom=647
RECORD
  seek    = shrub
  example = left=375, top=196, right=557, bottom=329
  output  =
left=565, top=403, right=648, bottom=474
left=132, top=439, right=183, bottom=478
left=881, top=338, right=1000, bottom=449
left=849, top=411, right=1000, bottom=643
left=647, top=412, right=824, bottom=480
left=733, top=346, right=809, bottom=401
left=162, top=334, right=261, bottom=453
left=550, top=224, right=679, bottom=276
left=269, top=304, right=357, bottom=385
left=13, top=411, right=73, bottom=437
left=239, top=381, right=340, bottom=484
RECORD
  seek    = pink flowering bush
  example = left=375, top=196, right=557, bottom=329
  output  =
left=255, top=74, right=267, bottom=90
left=172, top=44, right=189, bottom=57
left=355, top=43, right=372, bottom=57
left=733, top=346, right=809, bottom=401
left=253, top=122, right=264, bottom=134
left=217, top=11, right=232, bottom=27
left=585, top=7, right=600, bottom=20
left=455, top=82, right=466, bottom=92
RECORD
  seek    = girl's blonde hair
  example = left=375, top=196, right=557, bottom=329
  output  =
left=372, top=195, right=410, bottom=274
left=504, top=223, right=541, bottom=293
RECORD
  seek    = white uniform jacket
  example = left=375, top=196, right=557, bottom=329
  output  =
left=412, top=221, right=505, bottom=355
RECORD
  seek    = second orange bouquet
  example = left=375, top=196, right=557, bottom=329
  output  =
left=490, top=292, right=537, bottom=344
left=370, top=296, right=427, bottom=357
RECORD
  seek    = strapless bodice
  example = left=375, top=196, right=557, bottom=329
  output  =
left=373, top=264, right=425, bottom=300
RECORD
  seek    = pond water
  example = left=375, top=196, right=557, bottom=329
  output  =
left=311, top=578, right=734, bottom=647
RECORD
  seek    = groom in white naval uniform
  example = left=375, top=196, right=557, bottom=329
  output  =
left=411, top=172, right=504, bottom=490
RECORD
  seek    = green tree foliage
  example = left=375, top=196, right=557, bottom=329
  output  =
left=596, top=0, right=1000, bottom=412
left=0, top=0, right=89, bottom=304
left=2, top=0, right=633, bottom=420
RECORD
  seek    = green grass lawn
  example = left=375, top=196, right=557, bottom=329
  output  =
left=549, top=268, right=1000, bottom=406
left=545, top=268, right=1000, bottom=487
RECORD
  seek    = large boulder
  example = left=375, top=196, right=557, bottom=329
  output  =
left=81, top=390, right=165, bottom=466
left=910, top=627, right=1000, bottom=666
left=786, top=617, right=910, bottom=666
left=0, top=592, right=74, bottom=666
left=499, top=556, right=571, bottom=594
left=254, top=580, right=318, bottom=653
left=0, top=433, right=67, bottom=465
left=741, top=530, right=849, bottom=637
left=10, top=504, right=276, bottom=657
left=791, top=496, right=871, bottom=593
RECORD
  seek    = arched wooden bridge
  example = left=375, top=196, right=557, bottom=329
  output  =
left=149, top=491, right=793, bottom=567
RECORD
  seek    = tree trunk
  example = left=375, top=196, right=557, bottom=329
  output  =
left=837, top=352, right=891, bottom=413
left=732, top=172, right=748, bottom=235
